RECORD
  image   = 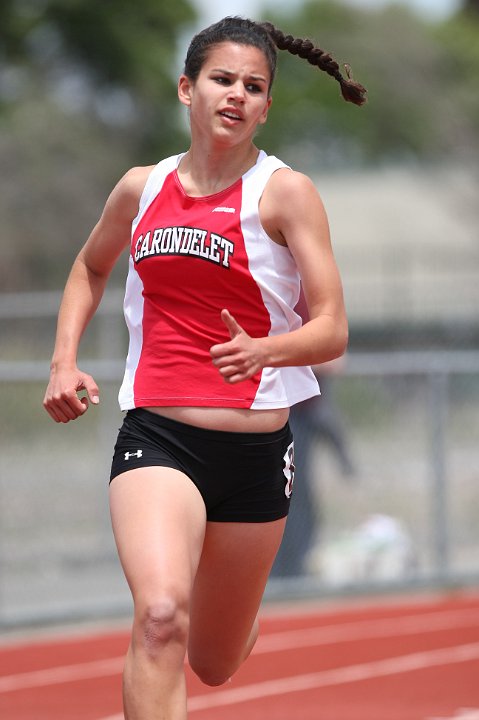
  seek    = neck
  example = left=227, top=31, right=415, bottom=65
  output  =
left=178, top=141, right=260, bottom=197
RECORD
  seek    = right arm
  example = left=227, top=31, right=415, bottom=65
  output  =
left=43, top=166, right=151, bottom=423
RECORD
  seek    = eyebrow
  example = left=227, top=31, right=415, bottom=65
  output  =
left=210, top=68, right=268, bottom=83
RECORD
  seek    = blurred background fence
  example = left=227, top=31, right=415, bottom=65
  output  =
left=1, top=289, right=478, bottom=629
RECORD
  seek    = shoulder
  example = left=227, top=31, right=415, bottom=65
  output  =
left=106, top=165, right=155, bottom=218
left=96, top=165, right=155, bottom=231
left=121, top=164, right=155, bottom=189
left=260, top=168, right=328, bottom=244
left=265, top=168, right=324, bottom=209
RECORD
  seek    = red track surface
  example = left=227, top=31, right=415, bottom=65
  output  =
left=2, top=591, right=479, bottom=719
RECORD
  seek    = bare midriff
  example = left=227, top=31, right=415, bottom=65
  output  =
left=143, top=406, right=289, bottom=433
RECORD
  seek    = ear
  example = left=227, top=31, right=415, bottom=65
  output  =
left=178, top=74, right=193, bottom=107
left=258, top=96, right=272, bottom=125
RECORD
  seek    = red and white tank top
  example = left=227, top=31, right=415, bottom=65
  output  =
left=118, top=150, right=319, bottom=410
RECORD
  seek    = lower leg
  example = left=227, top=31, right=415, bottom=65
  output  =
left=123, top=599, right=189, bottom=720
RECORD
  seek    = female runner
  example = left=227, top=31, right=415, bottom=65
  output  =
left=44, top=16, right=366, bottom=719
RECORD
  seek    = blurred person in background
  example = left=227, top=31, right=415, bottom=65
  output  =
left=43, top=16, right=365, bottom=719
left=272, top=358, right=355, bottom=578
left=272, top=293, right=355, bottom=579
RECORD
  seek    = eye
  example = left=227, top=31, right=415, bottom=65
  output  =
left=246, top=83, right=262, bottom=94
left=213, top=76, right=230, bottom=85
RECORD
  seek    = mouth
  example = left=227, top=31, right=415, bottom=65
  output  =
left=219, top=110, right=243, bottom=121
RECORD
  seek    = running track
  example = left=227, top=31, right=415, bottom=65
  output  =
left=2, top=592, right=479, bottom=719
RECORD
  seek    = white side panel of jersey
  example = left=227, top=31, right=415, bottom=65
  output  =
left=118, top=257, right=145, bottom=409
left=240, top=152, right=320, bottom=408
left=118, top=154, right=182, bottom=410
left=131, top=154, right=182, bottom=236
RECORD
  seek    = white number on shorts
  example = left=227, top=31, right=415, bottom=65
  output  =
left=282, top=441, right=295, bottom=498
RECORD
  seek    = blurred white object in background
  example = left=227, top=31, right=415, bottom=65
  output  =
left=308, top=513, right=417, bottom=585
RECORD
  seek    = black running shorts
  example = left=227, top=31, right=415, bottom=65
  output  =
left=110, top=408, right=295, bottom=522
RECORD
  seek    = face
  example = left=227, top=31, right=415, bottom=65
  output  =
left=178, top=41, right=272, bottom=146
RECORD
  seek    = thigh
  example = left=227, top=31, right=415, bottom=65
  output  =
left=109, top=467, right=207, bottom=601
left=188, top=517, right=286, bottom=665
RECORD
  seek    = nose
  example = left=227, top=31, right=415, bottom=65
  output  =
left=228, top=80, right=245, bottom=102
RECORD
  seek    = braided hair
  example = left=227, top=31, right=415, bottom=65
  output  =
left=183, top=16, right=367, bottom=106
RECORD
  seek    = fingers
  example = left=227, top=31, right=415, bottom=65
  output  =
left=218, top=367, right=250, bottom=384
left=210, top=309, right=243, bottom=360
left=85, top=380, right=100, bottom=406
left=220, top=308, right=243, bottom=339
left=43, top=390, right=87, bottom=423
left=209, top=309, right=242, bottom=372
left=43, top=372, right=100, bottom=423
left=210, top=309, right=264, bottom=383
left=210, top=322, right=254, bottom=384
left=210, top=345, right=249, bottom=381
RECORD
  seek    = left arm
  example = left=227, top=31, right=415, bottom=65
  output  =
left=210, top=169, right=348, bottom=383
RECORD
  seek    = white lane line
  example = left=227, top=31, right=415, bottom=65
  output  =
left=255, top=607, right=479, bottom=654
left=97, top=641, right=479, bottom=719
left=0, top=657, right=124, bottom=693
left=2, top=607, right=479, bottom=693
left=188, top=642, right=479, bottom=712
left=427, top=710, right=479, bottom=720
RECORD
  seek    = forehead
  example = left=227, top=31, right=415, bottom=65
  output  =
left=202, top=41, right=271, bottom=77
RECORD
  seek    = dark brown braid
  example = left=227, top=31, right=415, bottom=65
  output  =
left=260, top=21, right=367, bottom=106
left=183, top=17, right=366, bottom=106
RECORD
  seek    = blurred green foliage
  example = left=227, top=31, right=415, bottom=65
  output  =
left=0, top=0, right=196, bottom=157
left=434, top=8, right=479, bottom=142
left=257, top=0, right=479, bottom=169
left=0, top=0, right=197, bottom=289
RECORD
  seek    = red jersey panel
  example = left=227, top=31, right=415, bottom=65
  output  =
left=118, top=152, right=319, bottom=410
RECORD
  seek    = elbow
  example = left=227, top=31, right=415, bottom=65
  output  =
left=327, top=319, right=349, bottom=362
left=305, top=313, right=349, bottom=365
left=77, top=248, right=107, bottom=280
left=311, top=325, right=348, bottom=366
left=332, top=328, right=348, bottom=361
left=338, top=321, right=349, bottom=357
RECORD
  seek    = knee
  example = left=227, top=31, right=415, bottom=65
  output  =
left=133, top=594, right=189, bottom=658
left=190, top=642, right=252, bottom=687
left=189, top=617, right=259, bottom=686
left=190, top=659, right=232, bottom=687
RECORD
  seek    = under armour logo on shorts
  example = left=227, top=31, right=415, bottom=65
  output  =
left=124, top=450, right=143, bottom=460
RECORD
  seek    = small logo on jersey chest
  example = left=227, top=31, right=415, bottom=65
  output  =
left=212, top=206, right=235, bottom=213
